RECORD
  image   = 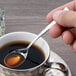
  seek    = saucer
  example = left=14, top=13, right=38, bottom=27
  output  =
left=45, top=51, right=72, bottom=76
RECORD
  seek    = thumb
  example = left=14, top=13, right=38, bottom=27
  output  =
left=53, top=10, right=76, bottom=27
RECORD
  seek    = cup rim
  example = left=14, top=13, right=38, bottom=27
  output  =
left=0, top=31, right=50, bottom=71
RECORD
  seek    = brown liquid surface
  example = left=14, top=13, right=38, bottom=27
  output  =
left=0, top=41, right=45, bottom=69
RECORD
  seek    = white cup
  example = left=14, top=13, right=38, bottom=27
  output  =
left=0, top=32, right=68, bottom=76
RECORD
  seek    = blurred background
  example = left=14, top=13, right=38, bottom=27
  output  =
left=0, top=0, right=76, bottom=76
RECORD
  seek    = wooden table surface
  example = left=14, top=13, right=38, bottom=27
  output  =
left=0, top=0, right=76, bottom=76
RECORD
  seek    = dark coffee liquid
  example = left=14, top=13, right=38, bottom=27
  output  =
left=0, top=41, right=45, bottom=69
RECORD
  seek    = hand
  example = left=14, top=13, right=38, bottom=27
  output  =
left=46, top=1, right=76, bottom=51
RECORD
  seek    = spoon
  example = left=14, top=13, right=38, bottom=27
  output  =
left=4, top=7, right=69, bottom=68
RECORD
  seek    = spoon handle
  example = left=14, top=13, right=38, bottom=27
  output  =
left=27, top=7, right=69, bottom=49
left=27, top=21, right=56, bottom=49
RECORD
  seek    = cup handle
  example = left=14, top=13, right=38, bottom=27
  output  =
left=43, top=62, right=68, bottom=76
left=42, top=54, right=69, bottom=76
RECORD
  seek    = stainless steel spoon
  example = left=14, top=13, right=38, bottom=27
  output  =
left=4, top=7, right=69, bottom=68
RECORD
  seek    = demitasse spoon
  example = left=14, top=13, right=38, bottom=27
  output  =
left=4, top=7, right=69, bottom=68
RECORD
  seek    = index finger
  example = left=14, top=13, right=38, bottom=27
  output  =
left=46, top=1, right=75, bottom=23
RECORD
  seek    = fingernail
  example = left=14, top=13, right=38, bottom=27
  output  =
left=53, top=10, right=63, bottom=20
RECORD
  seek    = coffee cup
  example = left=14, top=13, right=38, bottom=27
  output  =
left=0, top=32, right=68, bottom=76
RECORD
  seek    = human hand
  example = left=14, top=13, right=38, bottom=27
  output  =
left=46, top=1, right=76, bottom=51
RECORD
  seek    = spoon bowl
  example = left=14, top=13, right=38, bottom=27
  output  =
left=4, top=51, right=25, bottom=68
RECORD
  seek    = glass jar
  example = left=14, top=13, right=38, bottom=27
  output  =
left=0, top=8, right=5, bottom=36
